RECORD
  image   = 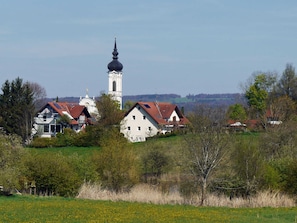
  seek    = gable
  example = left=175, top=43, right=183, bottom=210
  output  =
left=125, top=101, right=189, bottom=125
left=38, top=102, right=91, bottom=122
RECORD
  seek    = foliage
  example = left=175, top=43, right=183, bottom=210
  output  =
left=259, top=121, right=297, bottom=160
left=282, top=159, right=297, bottom=195
left=30, top=127, right=102, bottom=148
left=92, top=128, right=140, bottom=193
left=96, top=93, right=125, bottom=128
left=0, top=77, right=34, bottom=142
left=245, top=74, right=269, bottom=115
left=55, top=128, right=76, bottom=146
left=123, top=100, right=135, bottom=111
left=67, top=153, right=98, bottom=183
left=24, top=152, right=81, bottom=197
left=227, top=103, right=247, bottom=122
left=0, top=132, right=27, bottom=194
left=232, top=136, right=265, bottom=196
left=29, top=137, right=58, bottom=148
left=141, top=142, right=170, bottom=182
left=57, top=115, right=71, bottom=128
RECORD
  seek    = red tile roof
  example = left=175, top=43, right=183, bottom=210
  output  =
left=129, top=102, right=189, bottom=125
left=42, top=102, right=91, bottom=123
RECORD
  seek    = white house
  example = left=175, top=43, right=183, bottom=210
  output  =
left=121, top=101, right=189, bottom=142
left=32, top=101, right=92, bottom=138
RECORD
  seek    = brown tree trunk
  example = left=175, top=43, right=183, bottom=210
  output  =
left=200, top=178, right=207, bottom=206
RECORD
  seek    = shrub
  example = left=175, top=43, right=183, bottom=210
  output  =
left=283, top=159, right=297, bottom=195
left=92, top=128, right=140, bottom=193
left=30, top=137, right=57, bottom=148
left=24, top=152, right=81, bottom=197
left=0, top=133, right=27, bottom=194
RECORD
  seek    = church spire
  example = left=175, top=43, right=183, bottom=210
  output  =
left=112, top=38, right=119, bottom=60
left=107, top=38, right=123, bottom=72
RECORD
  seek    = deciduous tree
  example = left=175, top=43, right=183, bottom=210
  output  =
left=92, top=128, right=139, bottom=193
left=244, top=73, right=277, bottom=129
left=96, top=93, right=124, bottom=128
left=277, top=63, right=297, bottom=101
left=183, top=105, right=231, bottom=205
left=227, top=103, right=247, bottom=122
left=0, top=132, right=27, bottom=195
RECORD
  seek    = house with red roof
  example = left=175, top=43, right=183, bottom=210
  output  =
left=121, top=101, right=189, bottom=142
left=32, top=101, right=92, bottom=137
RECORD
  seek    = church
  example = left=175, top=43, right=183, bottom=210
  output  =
left=33, top=39, right=188, bottom=141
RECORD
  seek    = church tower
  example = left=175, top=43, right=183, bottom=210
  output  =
left=108, top=38, right=123, bottom=109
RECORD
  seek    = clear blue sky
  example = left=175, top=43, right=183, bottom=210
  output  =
left=1, top=0, right=297, bottom=98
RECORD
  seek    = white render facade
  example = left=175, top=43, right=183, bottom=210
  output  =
left=79, top=91, right=99, bottom=119
left=121, top=106, right=159, bottom=142
left=108, top=70, right=123, bottom=109
left=121, top=102, right=189, bottom=142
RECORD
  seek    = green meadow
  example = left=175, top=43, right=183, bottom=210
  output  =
left=0, top=195, right=296, bottom=223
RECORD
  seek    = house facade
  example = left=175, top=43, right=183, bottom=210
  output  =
left=121, top=101, right=189, bottom=142
left=32, top=102, right=92, bottom=138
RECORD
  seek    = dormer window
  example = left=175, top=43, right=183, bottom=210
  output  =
left=43, top=115, right=46, bottom=121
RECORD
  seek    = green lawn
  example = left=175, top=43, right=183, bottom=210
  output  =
left=0, top=195, right=296, bottom=223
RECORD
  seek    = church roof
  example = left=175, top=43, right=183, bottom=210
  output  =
left=107, top=39, right=123, bottom=72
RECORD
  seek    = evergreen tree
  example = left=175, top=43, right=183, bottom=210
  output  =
left=0, top=77, right=34, bottom=143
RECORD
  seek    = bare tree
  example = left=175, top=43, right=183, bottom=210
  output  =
left=27, top=82, right=47, bottom=112
left=183, top=105, right=231, bottom=205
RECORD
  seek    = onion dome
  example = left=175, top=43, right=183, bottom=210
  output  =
left=107, top=39, right=123, bottom=72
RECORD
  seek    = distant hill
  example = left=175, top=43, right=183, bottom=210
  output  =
left=123, top=93, right=245, bottom=113
left=48, top=93, right=245, bottom=114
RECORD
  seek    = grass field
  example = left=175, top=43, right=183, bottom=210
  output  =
left=0, top=195, right=296, bottom=223
left=27, top=146, right=101, bottom=157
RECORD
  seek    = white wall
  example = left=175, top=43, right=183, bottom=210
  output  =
left=121, top=105, right=159, bottom=142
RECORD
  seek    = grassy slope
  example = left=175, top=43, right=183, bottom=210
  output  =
left=0, top=195, right=296, bottom=223
left=27, top=146, right=101, bottom=157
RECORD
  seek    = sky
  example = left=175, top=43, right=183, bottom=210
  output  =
left=1, top=0, right=297, bottom=98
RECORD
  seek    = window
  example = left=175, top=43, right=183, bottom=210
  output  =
left=173, top=116, right=177, bottom=122
left=138, top=126, right=141, bottom=131
left=43, top=115, right=46, bottom=121
left=143, top=115, right=146, bottom=120
left=128, top=126, right=131, bottom=131
left=113, top=81, right=116, bottom=91
left=56, top=125, right=61, bottom=133
left=50, top=124, right=61, bottom=134
left=148, top=126, right=151, bottom=131
left=132, top=115, right=136, bottom=120
left=50, top=125, right=55, bottom=133
left=44, top=125, right=49, bottom=133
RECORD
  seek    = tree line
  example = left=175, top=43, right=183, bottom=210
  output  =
left=2, top=63, right=297, bottom=205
